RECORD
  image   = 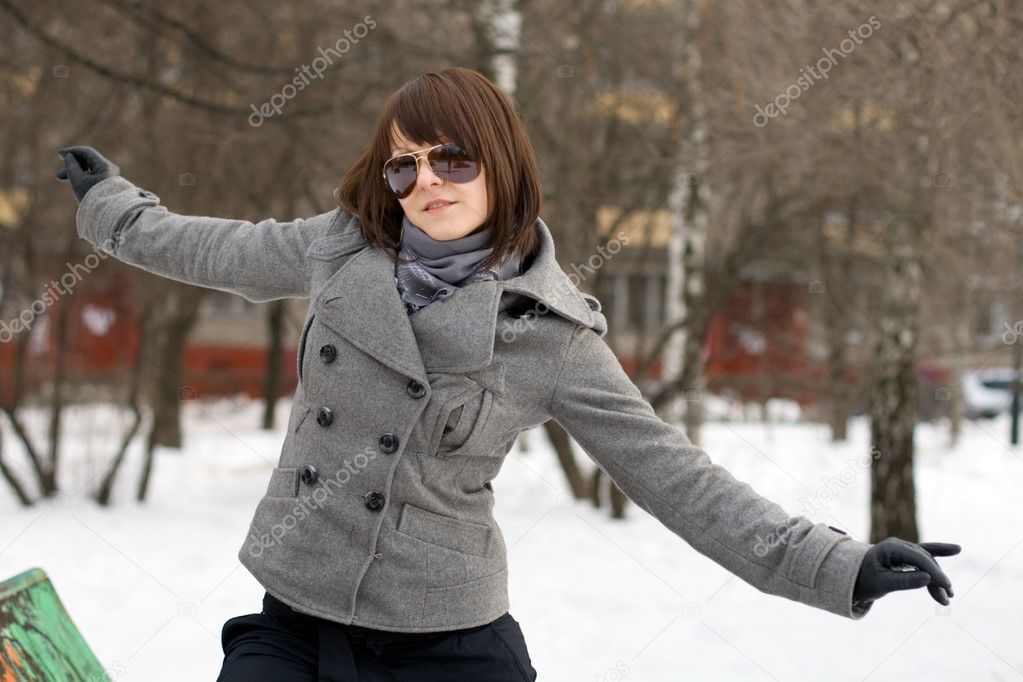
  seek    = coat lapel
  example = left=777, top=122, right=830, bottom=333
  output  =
left=313, top=246, right=428, bottom=383
left=499, top=217, right=598, bottom=331
left=408, top=217, right=600, bottom=374
left=406, top=279, right=504, bottom=374
left=311, top=216, right=598, bottom=382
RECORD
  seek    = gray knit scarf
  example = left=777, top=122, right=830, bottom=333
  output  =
left=393, top=213, right=522, bottom=314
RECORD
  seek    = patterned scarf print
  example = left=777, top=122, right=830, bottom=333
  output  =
left=393, top=213, right=523, bottom=314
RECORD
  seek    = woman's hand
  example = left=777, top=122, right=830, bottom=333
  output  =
left=853, top=537, right=961, bottom=608
left=55, top=145, right=121, bottom=203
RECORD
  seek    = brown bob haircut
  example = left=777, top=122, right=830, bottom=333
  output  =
left=335, top=67, right=543, bottom=272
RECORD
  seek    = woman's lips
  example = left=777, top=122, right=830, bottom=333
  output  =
left=425, top=201, right=455, bottom=212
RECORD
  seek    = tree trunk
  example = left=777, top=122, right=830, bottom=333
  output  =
left=947, top=307, right=969, bottom=447
left=818, top=197, right=858, bottom=442
left=262, top=300, right=287, bottom=431
left=42, top=238, right=78, bottom=497
left=543, top=419, right=588, bottom=500
left=137, top=284, right=201, bottom=502
left=679, top=322, right=708, bottom=447
left=868, top=220, right=921, bottom=543
left=0, top=302, right=55, bottom=496
left=95, top=304, right=152, bottom=506
left=1, top=407, right=52, bottom=499
left=586, top=467, right=629, bottom=519
left=669, top=1, right=711, bottom=445
left=0, top=426, right=32, bottom=506
left=479, top=0, right=520, bottom=95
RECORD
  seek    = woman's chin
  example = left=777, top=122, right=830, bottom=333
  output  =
left=415, top=219, right=480, bottom=241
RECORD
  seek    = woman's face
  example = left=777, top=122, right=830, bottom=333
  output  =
left=389, top=125, right=490, bottom=241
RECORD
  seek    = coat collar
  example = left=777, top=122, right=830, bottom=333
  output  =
left=312, top=215, right=600, bottom=380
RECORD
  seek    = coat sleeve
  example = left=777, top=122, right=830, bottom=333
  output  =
left=73, top=175, right=347, bottom=302
left=547, top=324, right=874, bottom=620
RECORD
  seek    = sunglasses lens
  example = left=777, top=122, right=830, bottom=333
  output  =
left=384, top=143, right=480, bottom=198
left=384, top=156, right=418, bottom=198
left=428, top=144, right=480, bottom=183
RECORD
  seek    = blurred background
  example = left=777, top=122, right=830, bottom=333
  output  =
left=1, top=1, right=1021, bottom=680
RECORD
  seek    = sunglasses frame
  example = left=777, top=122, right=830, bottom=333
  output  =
left=381, top=142, right=480, bottom=198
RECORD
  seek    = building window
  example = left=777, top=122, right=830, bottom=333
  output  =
left=647, top=274, right=666, bottom=328
left=625, top=273, right=667, bottom=330
left=628, top=274, right=646, bottom=329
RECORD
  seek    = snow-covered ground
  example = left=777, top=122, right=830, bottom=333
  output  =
left=1, top=396, right=1020, bottom=681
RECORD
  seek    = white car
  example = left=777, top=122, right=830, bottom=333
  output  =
left=962, top=369, right=1018, bottom=419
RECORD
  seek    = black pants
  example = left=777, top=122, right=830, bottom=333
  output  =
left=216, top=591, right=538, bottom=681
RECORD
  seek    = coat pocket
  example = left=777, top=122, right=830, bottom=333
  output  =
left=423, top=567, right=508, bottom=625
left=437, top=386, right=493, bottom=457
left=423, top=366, right=503, bottom=458
left=395, top=502, right=491, bottom=556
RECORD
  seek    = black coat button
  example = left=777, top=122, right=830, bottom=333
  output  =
left=378, top=433, right=399, bottom=454
left=365, top=491, right=385, bottom=511
left=316, top=406, right=334, bottom=427
left=319, top=344, right=337, bottom=363
left=406, top=380, right=426, bottom=399
left=301, top=465, right=319, bottom=485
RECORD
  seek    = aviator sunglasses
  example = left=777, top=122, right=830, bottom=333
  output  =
left=382, top=142, right=481, bottom=199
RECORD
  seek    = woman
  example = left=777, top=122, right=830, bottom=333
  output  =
left=57, top=67, right=959, bottom=681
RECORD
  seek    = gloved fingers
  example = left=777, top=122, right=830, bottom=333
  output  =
left=918, top=542, right=961, bottom=558
left=927, top=582, right=951, bottom=606
left=58, top=145, right=98, bottom=162
left=56, top=149, right=88, bottom=184
left=58, top=145, right=115, bottom=176
left=58, top=146, right=93, bottom=170
left=918, top=542, right=960, bottom=600
left=885, top=540, right=953, bottom=591
left=878, top=568, right=932, bottom=594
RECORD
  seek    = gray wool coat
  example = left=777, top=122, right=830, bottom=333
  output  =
left=75, top=175, right=874, bottom=632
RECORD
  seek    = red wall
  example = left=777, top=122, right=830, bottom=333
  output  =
left=4, top=273, right=836, bottom=406
left=702, top=281, right=823, bottom=406
left=1, top=269, right=297, bottom=403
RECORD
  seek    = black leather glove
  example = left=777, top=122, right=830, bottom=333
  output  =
left=55, top=145, right=121, bottom=203
left=853, top=537, right=961, bottom=609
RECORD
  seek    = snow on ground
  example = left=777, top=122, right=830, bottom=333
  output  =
left=1, top=396, right=1021, bottom=681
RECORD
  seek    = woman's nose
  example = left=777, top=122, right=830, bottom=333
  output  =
left=415, top=159, right=443, bottom=190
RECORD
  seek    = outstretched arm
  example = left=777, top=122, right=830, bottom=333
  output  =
left=548, top=323, right=875, bottom=619
left=59, top=146, right=356, bottom=302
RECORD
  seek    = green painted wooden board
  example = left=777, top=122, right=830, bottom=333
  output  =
left=0, top=567, right=108, bottom=682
